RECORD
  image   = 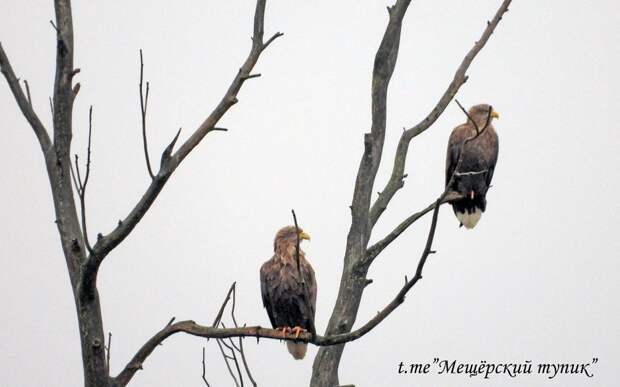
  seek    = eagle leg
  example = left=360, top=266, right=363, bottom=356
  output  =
left=291, top=326, right=308, bottom=339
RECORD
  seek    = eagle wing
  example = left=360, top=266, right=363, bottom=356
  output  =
left=445, top=123, right=473, bottom=185
left=446, top=124, right=499, bottom=185
left=483, top=128, right=499, bottom=186
left=260, top=255, right=317, bottom=334
left=300, top=259, right=317, bottom=334
left=259, top=260, right=278, bottom=329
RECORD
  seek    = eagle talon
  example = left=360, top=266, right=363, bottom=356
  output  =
left=291, top=326, right=307, bottom=339
left=276, top=326, right=292, bottom=338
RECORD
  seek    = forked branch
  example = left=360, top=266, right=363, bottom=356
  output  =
left=69, top=106, right=94, bottom=254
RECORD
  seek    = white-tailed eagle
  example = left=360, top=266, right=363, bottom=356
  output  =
left=446, top=103, right=500, bottom=228
left=260, top=226, right=316, bottom=359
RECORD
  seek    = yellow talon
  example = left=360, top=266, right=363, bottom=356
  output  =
left=291, top=326, right=307, bottom=339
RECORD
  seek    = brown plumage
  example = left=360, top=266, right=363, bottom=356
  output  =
left=260, top=226, right=317, bottom=359
left=445, top=103, right=499, bottom=228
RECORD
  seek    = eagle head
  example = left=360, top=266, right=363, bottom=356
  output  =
left=468, top=104, right=500, bottom=127
left=273, top=225, right=311, bottom=253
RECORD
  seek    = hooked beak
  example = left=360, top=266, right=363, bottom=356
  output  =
left=299, top=231, right=311, bottom=241
left=490, top=110, right=500, bottom=119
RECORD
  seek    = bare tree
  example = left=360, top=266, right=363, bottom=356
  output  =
left=0, top=0, right=512, bottom=386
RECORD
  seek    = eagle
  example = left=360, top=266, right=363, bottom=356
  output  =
left=445, top=103, right=500, bottom=228
left=260, top=226, right=317, bottom=359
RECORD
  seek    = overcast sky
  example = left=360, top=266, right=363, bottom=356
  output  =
left=1, top=0, right=619, bottom=386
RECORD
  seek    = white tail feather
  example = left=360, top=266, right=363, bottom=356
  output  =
left=286, top=341, right=307, bottom=360
left=456, top=208, right=482, bottom=229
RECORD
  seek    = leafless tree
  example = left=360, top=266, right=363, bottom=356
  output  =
left=0, top=0, right=512, bottom=386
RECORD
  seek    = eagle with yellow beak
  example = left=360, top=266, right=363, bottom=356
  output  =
left=445, top=104, right=500, bottom=228
left=260, top=226, right=316, bottom=359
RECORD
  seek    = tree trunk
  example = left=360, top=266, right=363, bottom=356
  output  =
left=76, top=293, right=109, bottom=387
left=43, top=143, right=109, bottom=386
left=310, top=261, right=368, bottom=386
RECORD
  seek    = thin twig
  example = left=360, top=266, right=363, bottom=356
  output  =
left=70, top=107, right=95, bottom=254
left=291, top=210, right=302, bottom=274
left=0, top=43, right=51, bottom=151
left=69, top=162, right=80, bottom=196
left=201, top=347, right=211, bottom=387
left=216, top=339, right=241, bottom=387
left=74, top=155, right=83, bottom=191
left=262, top=32, right=284, bottom=50
left=237, top=337, right=257, bottom=387
left=219, top=332, right=242, bottom=354
left=139, top=49, right=155, bottom=180
left=83, top=106, right=93, bottom=187
left=212, top=282, right=236, bottom=328
left=230, top=282, right=238, bottom=328
left=106, top=332, right=112, bottom=368
left=23, top=80, right=32, bottom=107
left=291, top=209, right=316, bottom=334
left=454, top=99, right=476, bottom=129
left=226, top=284, right=258, bottom=387
left=227, top=339, right=244, bottom=387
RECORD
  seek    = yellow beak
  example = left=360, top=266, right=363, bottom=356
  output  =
left=299, top=231, right=311, bottom=241
left=491, top=110, right=500, bottom=119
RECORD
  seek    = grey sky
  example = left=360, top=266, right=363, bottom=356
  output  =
left=1, top=0, right=619, bottom=386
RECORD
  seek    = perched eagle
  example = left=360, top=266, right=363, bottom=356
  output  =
left=445, top=103, right=500, bottom=228
left=260, top=226, right=317, bottom=359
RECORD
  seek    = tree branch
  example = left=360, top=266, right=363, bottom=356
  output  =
left=114, top=200, right=442, bottom=384
left=368, top=0, right=512, bottom=228
left=0, top=43, right=52, bottom=151
left=79, top=0, right=282, bottom=299
left=347, top=0, right=411, bottom=250
left=365, top=196, right=452, bottom=265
